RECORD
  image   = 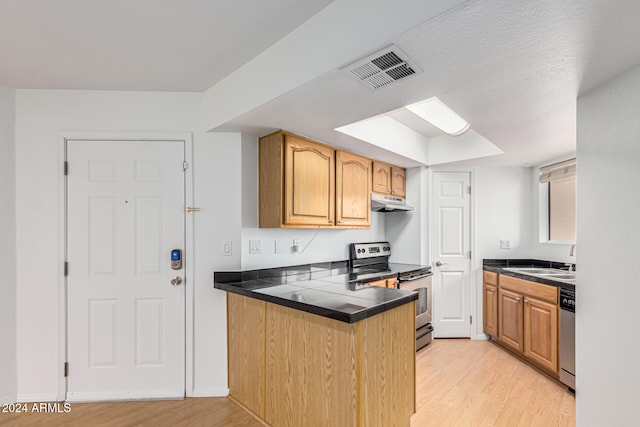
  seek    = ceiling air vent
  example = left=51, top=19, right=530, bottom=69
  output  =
left=343, top=46, right=422, bottom=90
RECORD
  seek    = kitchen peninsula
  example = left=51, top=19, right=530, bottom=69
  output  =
left=214, top=261, right=418, bottom=427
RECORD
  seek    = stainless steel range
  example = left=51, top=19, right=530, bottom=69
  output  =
left=349, top=241, right=433, bottom=350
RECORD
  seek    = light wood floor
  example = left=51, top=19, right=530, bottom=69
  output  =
left=412, top=339, right=575, bottom=427
left=0, top=339, right=575, bottom=427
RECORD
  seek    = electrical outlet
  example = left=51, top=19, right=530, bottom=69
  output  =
left=249, top=239, right=262, bottom=254
left=222, top=241, right=232, bottom=256
left=293, top=239, right=300, bottom=253
left=274, top=240, right=283, bottom=254
left=500, top=239, right=511, bottom=249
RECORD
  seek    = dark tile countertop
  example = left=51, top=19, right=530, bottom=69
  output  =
left=483, top=259, right=576, bottom=291
left=214, top=260, right=426, bottom=323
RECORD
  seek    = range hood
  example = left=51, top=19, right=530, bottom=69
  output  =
left=371, top=194, right=414, bottom=212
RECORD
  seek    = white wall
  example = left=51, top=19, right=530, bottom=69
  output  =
left=239, top=135, right=385, bottom=269
left=473, top=167, right=534, bottom=338
left=576, top=65, right=640, bottom=425
left=14, top=90, right=230, bottom=400
left=0, top=85, right=17, bottom=404
left=386, top=166, right=429, bottom=265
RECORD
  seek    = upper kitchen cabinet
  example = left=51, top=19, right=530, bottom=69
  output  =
left=336, top=151, right=371, bottom=227
left=260, top=131, right=335, bottom=228
left=391, top=167, right=406, bottom=198
left=372, top=161, right=406, bottom=198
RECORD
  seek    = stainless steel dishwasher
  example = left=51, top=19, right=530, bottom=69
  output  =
left=559, top=288, right=575, bottom=390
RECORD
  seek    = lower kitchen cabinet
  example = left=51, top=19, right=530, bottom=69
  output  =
left=523, top=297, right=558, bottom=374
left=482, top=283, right=499, bottom=337
left=482, top=271, right=499, bottom=337
left=227, top=293, right=415, bottom=427
left=367, top=278, right=398, bottom=289
left=498, top=288, right=524, bottom=353
left=491, top=273, right=560, bottom=377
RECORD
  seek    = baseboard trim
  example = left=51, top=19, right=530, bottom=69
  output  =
left=17, top=393, right=59, bottom=403
left=65, top=390, right=184, bottom=403
left=189, top=386, right=229, bottom=398
left=0, top=394, right=17, bottom=404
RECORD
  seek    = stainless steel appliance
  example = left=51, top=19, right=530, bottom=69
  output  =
left=349, top=241, right=433, bottom=350
left=371, top=193, right=414, bottom=212
left=559, top=288, right=575, bottom=390
left=398, top=272, right=433, bottom=350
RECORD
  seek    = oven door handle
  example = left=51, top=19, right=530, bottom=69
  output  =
left=399, top=273, right=432, bottom=281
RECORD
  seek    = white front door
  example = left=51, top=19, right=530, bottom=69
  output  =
left=66, top=140, right=186, bottom=401
left=432, top=171, right=472, bottom=338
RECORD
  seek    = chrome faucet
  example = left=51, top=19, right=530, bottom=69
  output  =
left=565, top=244, right=576, bottom=272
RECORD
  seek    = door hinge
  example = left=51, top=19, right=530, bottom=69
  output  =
left=467, top=185, right=472, bottom=195
left=182, top=161, right=189, bottom=171
left=64, top=161, right=69, bottom=176
left=64, top=362, right=69, bottom=377
left=470, top=315, right=473, bottom=325
left=468, top=251, right=472, bottom=259
left=64, top=262, right=69, bottom=277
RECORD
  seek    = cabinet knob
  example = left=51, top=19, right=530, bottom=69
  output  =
left=524, top=299, right=529, bottom=304
left=328, top=220, right=334, bottom=224
left=337, top=220, right=343, bottom=224
left=515, top=297, right=521, bottom=302
left=488, top=288, right=495, bottom=293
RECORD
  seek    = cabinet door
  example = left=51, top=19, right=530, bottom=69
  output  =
left=367, top=279, right=388, bottom=288
left=483, top=284, right=498, bottom=337
left=391, top=167, right=406, bottom=197
left=524, top=297, right=559, bottom=374
left=336, top=151, right=371, bottom=227
left=498, top=288, right=523, bottom=352
left=284, top=136, right=335, bottom=226
left=372, top=161, right=391, bottom=194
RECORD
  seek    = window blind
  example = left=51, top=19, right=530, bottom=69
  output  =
left=539, top=158, right=576, bottom=183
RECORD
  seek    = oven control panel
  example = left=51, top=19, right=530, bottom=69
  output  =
left=350, top=242, right=391, bottom=260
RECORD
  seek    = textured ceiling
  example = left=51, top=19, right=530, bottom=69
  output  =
left=0, top=0, right=333, bottom=91
left=219, top=0, right=640, bottom=167
left=2, top=0, right=640, bottom=167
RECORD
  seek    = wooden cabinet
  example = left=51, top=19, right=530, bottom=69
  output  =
left=367, top=278, right=398, bottom=289
left=391, top=166, right=407, bottom=197
left=227, top=293, right=416, bottom=427
left=496, top=274, right=559, bottom=376
left=259, top=130, right=370, bottom=229
left=523, top=297, right=558, bottom=373
left=482, top=271, right=498, bottom=337
left=336, top=150, right=371, bottom=227
left=498, top=288, right=524, bottom=352
left=372, top=161, right=406, bottom=197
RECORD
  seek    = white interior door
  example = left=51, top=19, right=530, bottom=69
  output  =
left=432, top=171, right=471, bottom=338
left=66, top=140, right=185, bottom=401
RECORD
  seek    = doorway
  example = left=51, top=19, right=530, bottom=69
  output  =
left=65, top=139, right=187, bottom=401
left=431, top=171, right=472, bottom=338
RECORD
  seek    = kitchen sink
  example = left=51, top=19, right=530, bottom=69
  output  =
left=503, top=267, right=575, bottom=283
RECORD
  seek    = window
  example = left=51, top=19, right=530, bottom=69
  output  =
left=539, top=159, right=576, bottom=242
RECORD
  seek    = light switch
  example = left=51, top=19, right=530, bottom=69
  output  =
left=274, top=240, right=283, bottom=254
left=500, top=239, right=511, bottom=249
left=222, top=241, right=232, bottom=256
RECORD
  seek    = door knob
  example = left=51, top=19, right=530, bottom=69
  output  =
left=171, top=276, right=183, bottom=286
left=435, top=261, right=447, bottom=267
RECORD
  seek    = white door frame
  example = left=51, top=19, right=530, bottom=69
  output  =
left=428, top=167, right=478, bottom=339
left=57, top=131, right=195, bottom=400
